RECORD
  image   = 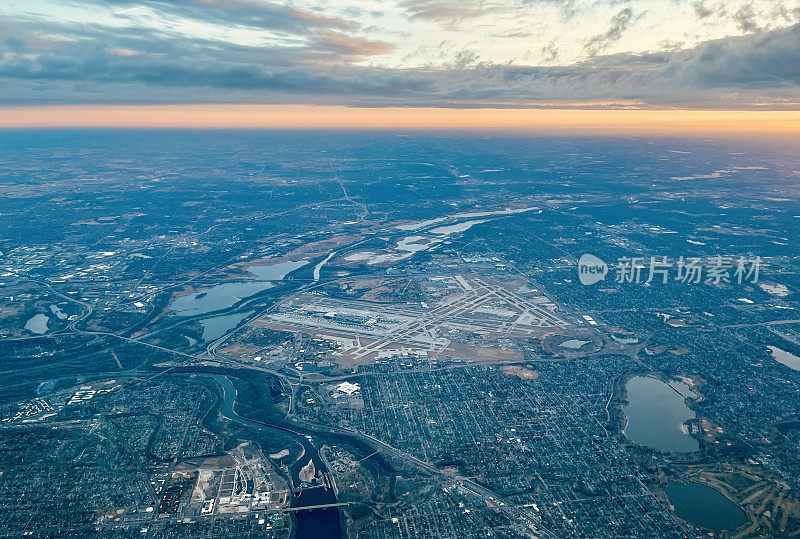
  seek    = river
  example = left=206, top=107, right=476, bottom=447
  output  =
left=205, top=374, right=341, bottom=538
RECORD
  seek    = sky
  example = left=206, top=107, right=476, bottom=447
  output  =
left=1, top=0, right=800, bottom=120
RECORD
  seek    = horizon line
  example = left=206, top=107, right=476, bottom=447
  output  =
left=2, top=104, right=800, bottom=134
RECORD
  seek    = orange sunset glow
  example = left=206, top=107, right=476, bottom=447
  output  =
left=4, top=105, right=800, bottom=134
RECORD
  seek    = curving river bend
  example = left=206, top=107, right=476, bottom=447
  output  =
left=206, top=374, right=341, bottom=539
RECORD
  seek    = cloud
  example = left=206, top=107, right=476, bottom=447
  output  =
left=691, top=1, right=714, bottom=19
left=733, top=3, right=761, bottom=32
left=108, top=48, right=139, bottom=57
left=683, top=1, right=800, bottom=34
left=80, top=0, right=361, bottom=33
left=311, top=31, right=397, bottom=62
left=667, top=23, right=800, bottom=88
left=0, top=17, right=414, bottom=100
left=540, top=40, right=560, bottom=63
left=521, top=0, right=581, bottom=21
left=1, top=10, right=800, bottom=109
left=451, top=50, right=481, bottom=67
left=399, top=0, right=494, bottom=29
left=583, top=7, right=638, bottom=56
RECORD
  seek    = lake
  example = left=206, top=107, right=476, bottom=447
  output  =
left=200, top=311, right=252, bottom=342
left=664, top=480, right=747, bottom=532
left=49, top=304, right=68, bottom=320
left=247, top=260, right=308, bottom=280
left=622, top=376, right=699, bottom=453
left=170, top=281, right=274, bottom=316
left=24, top=313, right=49, bottom=334
left=767, top=346, right=800, bottom=372
left=559, top=339, right=590, bottom=350
left=168, top=260, right=305, bottom=316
